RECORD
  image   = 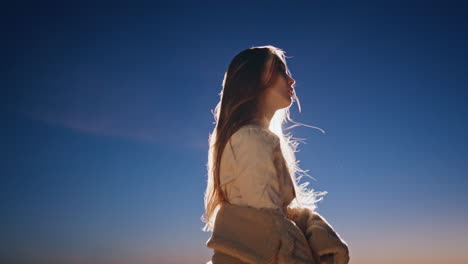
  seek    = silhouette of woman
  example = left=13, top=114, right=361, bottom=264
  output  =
left=202, top=45, right=350, bottom=264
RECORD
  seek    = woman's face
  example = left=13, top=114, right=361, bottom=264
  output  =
left=263, top=65, right=296, bottom=110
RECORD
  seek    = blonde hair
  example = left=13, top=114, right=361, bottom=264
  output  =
left=201, top=45, right=327, bottom=232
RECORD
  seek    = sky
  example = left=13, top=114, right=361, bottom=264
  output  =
left=2, top=1, right=468, bottom=263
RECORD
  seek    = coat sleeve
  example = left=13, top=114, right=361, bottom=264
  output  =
left=230, top=127, right=283, bottom=209
left=287, top=207, right=350, bottom=264
left=206, top=202, right=319, bottom=264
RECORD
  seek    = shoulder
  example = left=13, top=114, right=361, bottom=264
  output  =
left=230, top=124, right=280, bottom=148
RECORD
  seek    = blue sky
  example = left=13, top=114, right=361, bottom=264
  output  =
left=2, top=1, right=468, bottom=263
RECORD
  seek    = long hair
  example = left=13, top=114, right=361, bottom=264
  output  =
left=201, top=45, right=328, bottom=232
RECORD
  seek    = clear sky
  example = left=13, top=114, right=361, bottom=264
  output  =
left=2, top=1, right=468, bottom=263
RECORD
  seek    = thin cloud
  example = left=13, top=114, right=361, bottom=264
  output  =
left=22, top=109, right=162, bottom=144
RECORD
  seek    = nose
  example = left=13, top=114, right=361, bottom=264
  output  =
left=288, top=76, right=295, bottom=86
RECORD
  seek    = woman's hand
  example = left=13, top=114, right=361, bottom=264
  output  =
left=319, top=253, right=334, bottom=264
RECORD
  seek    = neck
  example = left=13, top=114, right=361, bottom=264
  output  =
left=252, top=112, right=274, bottom=129
left=253, top=97, right=276, bottom=129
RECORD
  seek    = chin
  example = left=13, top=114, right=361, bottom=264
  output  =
left=279, top=99, right=292, bottom=109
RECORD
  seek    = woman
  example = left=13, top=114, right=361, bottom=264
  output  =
left=202, top=45, right=350, bottom=264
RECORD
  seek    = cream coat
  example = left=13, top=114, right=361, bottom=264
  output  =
left=206, top=124, right=349, bottom=264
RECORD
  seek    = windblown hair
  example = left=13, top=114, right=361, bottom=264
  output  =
left=201, top=45, right=328, bottom=232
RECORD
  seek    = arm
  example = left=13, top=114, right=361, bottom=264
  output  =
left=231, top=127, right=283, bottom=209
left=229, top=127, right=318, bottom=263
